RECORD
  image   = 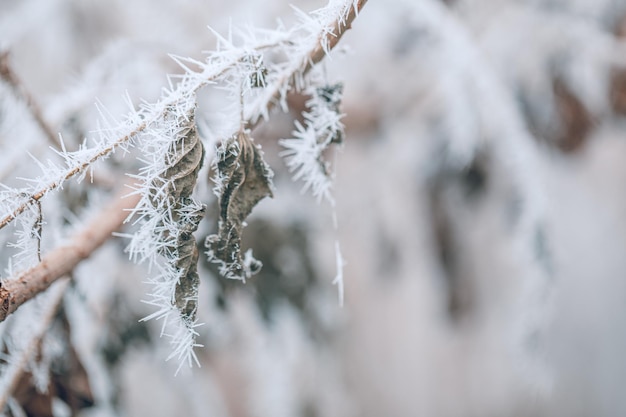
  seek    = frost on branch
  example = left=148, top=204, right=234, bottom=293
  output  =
left=206, top=129, right=274, bottom=281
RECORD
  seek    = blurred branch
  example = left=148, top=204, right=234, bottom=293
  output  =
left=0, top=279, right=69, bottom=412
left=0, top=51, right=59, bottom=147
left=0, top=190, right=140, bottom=323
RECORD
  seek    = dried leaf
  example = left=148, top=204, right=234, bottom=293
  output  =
left=206, top=130, right=274, bottom=280
left=153, top=124, right=205, bottom=205
left=152, top=121, right=205, bottom=321
left=174, top=231, right=201, bottom=318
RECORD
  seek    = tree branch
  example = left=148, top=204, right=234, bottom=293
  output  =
left=0, top=0, right=368, bottom=231
left=0, top=51, right=60, bottom=148
left=246, top=0, right=368, bottom=130
left=0, top=191, right=140, bottom=323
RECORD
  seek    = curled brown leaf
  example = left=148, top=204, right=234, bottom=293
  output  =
left=206, top=130, right=274, bottom=280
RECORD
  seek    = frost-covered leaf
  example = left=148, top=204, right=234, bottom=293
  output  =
left=150, top=120, right=205, bottom=323
left=206, top=129, right=274, bottom=280
left=280, top=82, right=345, bottom=203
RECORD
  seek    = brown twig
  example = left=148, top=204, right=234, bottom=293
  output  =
left=247, top=0, right=368, bottom=131
left=307, top=0, right=368, bottom=72
left=0, top=51, right=60, bottom=147
left=0, top=191, right=140, bottom=323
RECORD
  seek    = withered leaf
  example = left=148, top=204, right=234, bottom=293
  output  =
left=206, top=130, right=274, bottom=280
left=153, top=123, right=205, bottom=205
left=174, top=228, right=200, bottom=319
left=316, top=83, right=344, bottom=144
left=151, top=119, right=205, bottom=321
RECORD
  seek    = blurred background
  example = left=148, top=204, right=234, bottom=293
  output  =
left=2, top=0, right=626, bottom=416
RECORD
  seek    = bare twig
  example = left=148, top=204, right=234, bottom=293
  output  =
left=0, top=51, right=60, bottom=147
left=0, top=0, right=367, bottom=232
left=307, top=0, right=368, bottom=73
left=0, top=191, right=140, bottom=323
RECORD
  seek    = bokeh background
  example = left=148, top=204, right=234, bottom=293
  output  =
left=2, top=0, right=626, bottom=416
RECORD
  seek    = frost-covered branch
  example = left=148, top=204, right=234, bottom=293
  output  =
left=0, top=191, right=139, bottom=323
left=0, top=130, right=141, bottom=231
left=0, top=0, right=367, bottom=233
left=245, top=0, right=368, bottom=128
